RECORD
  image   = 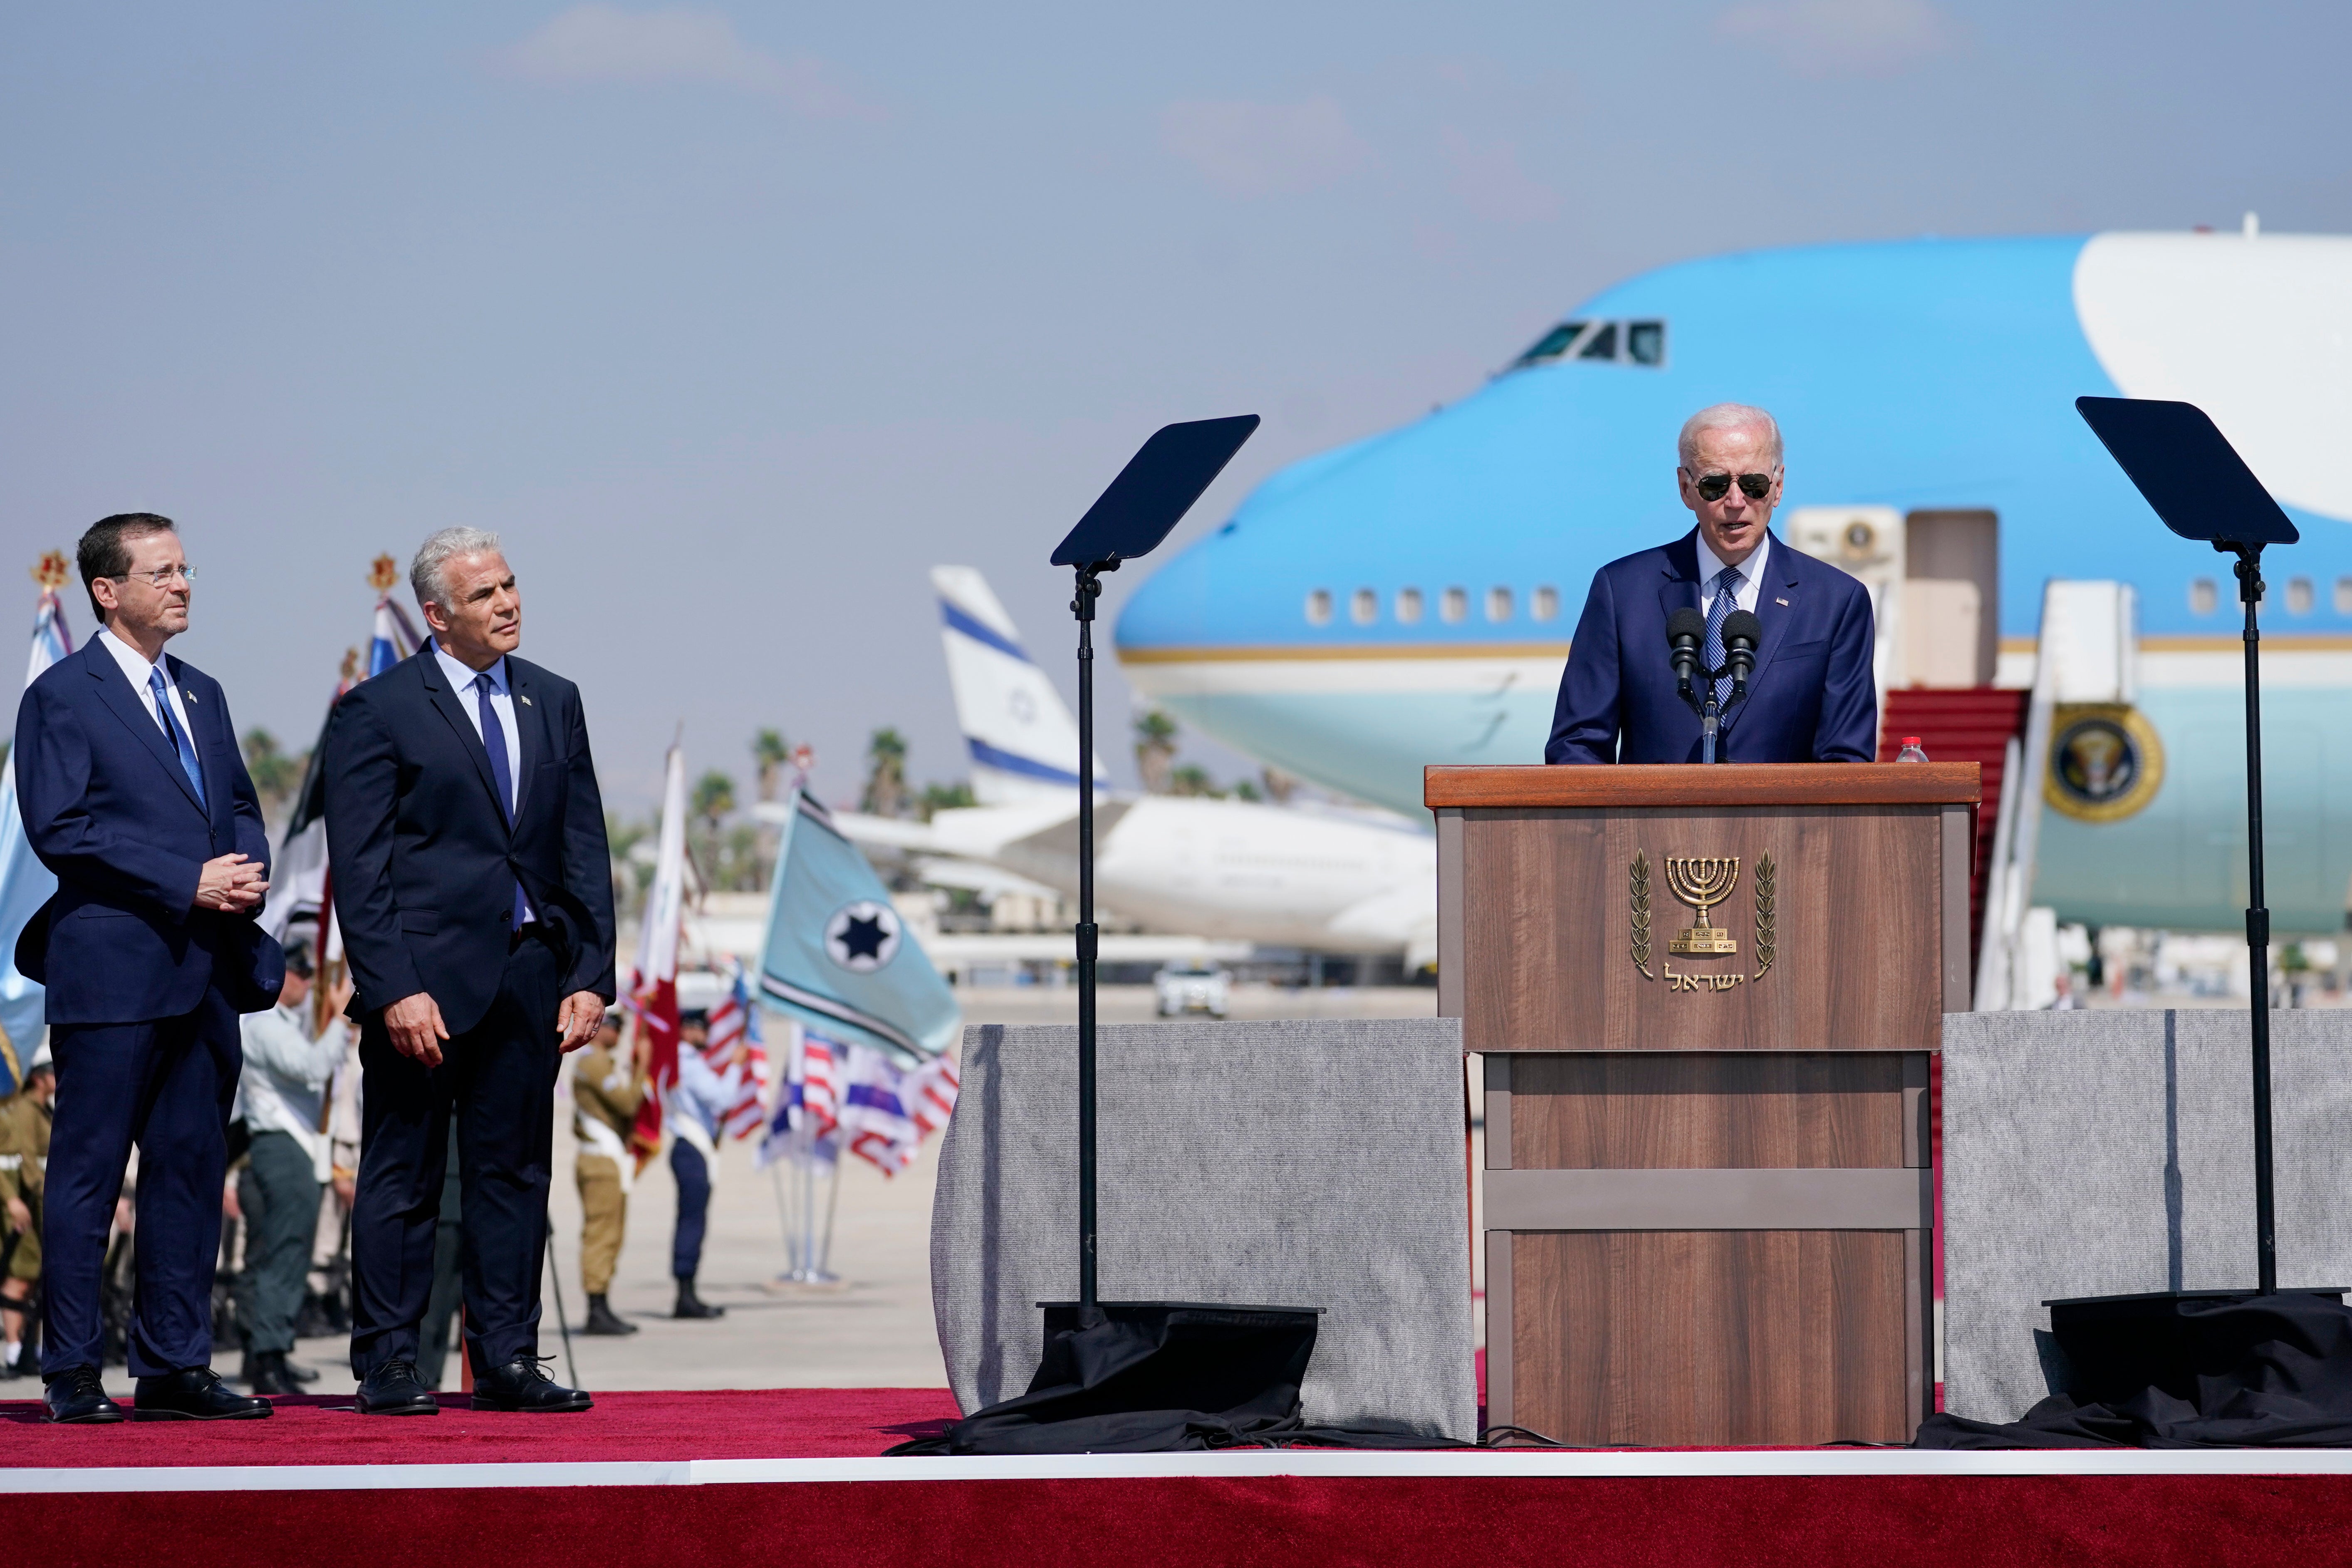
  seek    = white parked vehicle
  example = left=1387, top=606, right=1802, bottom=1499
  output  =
left=1155, top=961, right=1230, bottom=1018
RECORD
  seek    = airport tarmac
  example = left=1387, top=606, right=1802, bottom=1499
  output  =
left=178, top=983, right=1447, bottom=1400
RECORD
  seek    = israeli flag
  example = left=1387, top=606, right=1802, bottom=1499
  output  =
left=0, top=590, right=73, bottom=1093
left=369, top=595, right=421, bottom=677
left=756, top=789, right=958, bottom=1065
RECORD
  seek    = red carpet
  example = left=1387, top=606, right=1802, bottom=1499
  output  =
left=0, top=1387, right=961, bottom=1467
left=5, top=1388, right=2350, bottom=1566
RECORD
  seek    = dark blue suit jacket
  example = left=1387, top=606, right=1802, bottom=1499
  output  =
left=321, top=648, right=617, bottom=1037
left=13, top=638, right=283, bottom=1025
left=1545, top=530, right=1878, bottom=765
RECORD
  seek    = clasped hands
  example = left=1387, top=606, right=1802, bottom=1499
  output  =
left=382, top=987, right=607, bottom=1068
left=192, top=853, right=268, bottom=914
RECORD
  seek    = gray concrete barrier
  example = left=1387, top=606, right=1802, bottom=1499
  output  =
left=930, top=1018, right=1476, bottom=1440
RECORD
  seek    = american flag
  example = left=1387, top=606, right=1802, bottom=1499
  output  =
left=706, top=961, right=770, bottom=1140
left=756, top=1026, right=841, bottom=1169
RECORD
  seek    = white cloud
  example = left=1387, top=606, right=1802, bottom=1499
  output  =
left=1159, top=97, right=1368, bottom=197
left=1713, top=0, right=1959, bottom=77
left=496, top=5, right=880, bottom=119
left=1441, top=129, right=1561, bottom=225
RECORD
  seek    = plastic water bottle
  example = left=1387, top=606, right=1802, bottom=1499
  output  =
left=1895, top=736, right=1929, bottom=763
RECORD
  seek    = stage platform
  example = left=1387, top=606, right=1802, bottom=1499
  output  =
left=6, top=1389, right=2351, bottom=1566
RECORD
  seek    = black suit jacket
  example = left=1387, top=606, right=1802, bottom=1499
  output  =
left=321, top=647, right=617, bottom=1036
left=13, top=639, right=282, bottom=1024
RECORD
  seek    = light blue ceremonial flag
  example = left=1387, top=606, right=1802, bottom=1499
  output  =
left=756, top=789, right=958, bottom=1066
left=0, top=591, right=74, bottom=1094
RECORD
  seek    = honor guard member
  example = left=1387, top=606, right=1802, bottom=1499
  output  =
left=666, top=1011, right=728, bottom=1321
left=1546, top=405, right=1878, bottom=766
left=571, top=1010, right=642, bottom=1336
left=1, top=1045, right=55, bottom=1379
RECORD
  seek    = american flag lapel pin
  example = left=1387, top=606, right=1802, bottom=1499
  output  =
left=1775, top=597, right=1789, bottom=606
left=185, top=689, right=198, bottom=703
left=518, top=694, right=532, bottom=707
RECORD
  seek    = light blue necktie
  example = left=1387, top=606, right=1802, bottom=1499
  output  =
left=1703, top=565, right=1744, bottom=708
left=148, top=665, right=206, bottom=807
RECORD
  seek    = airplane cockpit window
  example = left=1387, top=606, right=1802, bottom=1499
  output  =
left=1506, top=318, right=1666, bottom=372
left=1511, top=322, right=1588, bottom=367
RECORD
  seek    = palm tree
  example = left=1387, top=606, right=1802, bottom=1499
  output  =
left=241, top=729, right=304, bottom=827
left=1134, top=710, right=1178, bottom=795
left=750, top=728, right=791, bottom=887
left=863, top=728, right=908, bottom=818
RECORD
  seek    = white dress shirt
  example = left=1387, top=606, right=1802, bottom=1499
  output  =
left=1695, top=530, right=1769, bottom=619
left=432, top=642, right=535, bottom=923
left=97, top=626, right=197, bottom=742
left=236, top=1004, right=351, bottom=1179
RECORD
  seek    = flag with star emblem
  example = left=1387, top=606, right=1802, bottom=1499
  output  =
left=755, top=788, right=957, bottom=1063
left=0, top=565, right=73, bottom=1094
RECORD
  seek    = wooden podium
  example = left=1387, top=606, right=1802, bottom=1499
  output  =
left=1427, top=763, right=1980, bottom=1446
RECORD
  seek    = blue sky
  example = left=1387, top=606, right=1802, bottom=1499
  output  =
left=3, top=1, right=2345, bottom=811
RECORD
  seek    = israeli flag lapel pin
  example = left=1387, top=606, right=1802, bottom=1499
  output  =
left=518, top=694, right=532, bottom=707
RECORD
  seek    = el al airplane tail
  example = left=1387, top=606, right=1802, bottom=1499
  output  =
left=931, top=567, right=1109, bottom=805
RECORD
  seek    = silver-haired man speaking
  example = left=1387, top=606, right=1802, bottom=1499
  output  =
left=323, top=528, right=616, bottom=1415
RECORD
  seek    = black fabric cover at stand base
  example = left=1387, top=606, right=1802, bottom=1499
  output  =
left=888, top=1302, right=1465, bottom=1455
left=1917, top=1291, right=2352, bottom=1448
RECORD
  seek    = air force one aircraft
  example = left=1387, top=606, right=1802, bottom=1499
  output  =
left=830, top=568, right=1437, bottom=965
left=1114, top=230, right=2352, bottom=936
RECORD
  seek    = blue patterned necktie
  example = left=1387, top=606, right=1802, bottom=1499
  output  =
left=1703, top=564, right=1745, bottom=707
left=472, top=669, right=531, bottom=930
left=147, top=666, right=206, bottom=807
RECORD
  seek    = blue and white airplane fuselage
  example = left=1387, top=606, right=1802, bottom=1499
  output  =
left=1116, top=231, right=2352, bottom=936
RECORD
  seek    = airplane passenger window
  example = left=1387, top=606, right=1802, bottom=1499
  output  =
left=2337, top=577, right=2352, bottom=616
left=1396, top=587, right=1424, bottom=624
left=1626, top=322, right=1666, bottom=366
left=1306, top=589, right=1333, bottom=626
left=1487, top=587, right=1514, bottom=622
left=1512, top=322, right=1587, bottom=367
left=1532, top=585, right=1560, bottom=622
left=1577, top=323, right=1619, bottom=360
left=1441, top=587, right=1468, bottom=624
left=1351, top=588, right=1378, bottom=625
left=2287, top=577, right=2314, bottom=615
left=2189, top=578, right=2217, bottom=616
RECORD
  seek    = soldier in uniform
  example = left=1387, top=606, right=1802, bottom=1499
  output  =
left=571, top=1011, right=641, bottom=1336
left=1, top=1044, right=56, bottom=1379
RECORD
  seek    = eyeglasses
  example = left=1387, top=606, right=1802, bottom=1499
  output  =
left=114, top=565, right=197, bottom=587
left=1686, top=470, right=1775, bottom=503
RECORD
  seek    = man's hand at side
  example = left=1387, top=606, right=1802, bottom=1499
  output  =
left=557, top=991, right=604, bottom=1054
left=193, top=852, right=270, bottom=913
left=384, top=991, right=450, bottom=1069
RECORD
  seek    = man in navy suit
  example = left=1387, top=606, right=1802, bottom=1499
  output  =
left=15, top=513, right=284, bottom=1423
left=1546, top=404, right=1878, bottom=765
left=324, top=528, right=615, bottom=1415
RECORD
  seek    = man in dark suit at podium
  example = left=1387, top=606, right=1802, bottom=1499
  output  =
left=1545, top=403, right=1877, bottom=765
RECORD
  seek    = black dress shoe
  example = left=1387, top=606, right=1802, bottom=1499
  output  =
left=583, top=1294, right=639, bottom=1336
left=133, top=1366, right=272, bottom=1420
left=246, top=1350, right=300, bottom=1397
left=472, top=1355, right=592, bottom=1413
left=354, top=1358, right=440, bottom=1416
left=43, top=1366, right=125, bottom=1424
left=286, top=1358, right=321, bottom=1384
left=672, top=1278, right=725, bottom=1320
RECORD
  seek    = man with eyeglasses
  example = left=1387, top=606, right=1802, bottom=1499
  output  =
left=1545, top=403, right=1878, bottom=765
left=13, top=513, right=286, bottom=1422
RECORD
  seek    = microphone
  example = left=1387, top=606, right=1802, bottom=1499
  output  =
left=1666, top=608, right=1706, bottom=699
left=1721, top=609, right=1763, bottom=703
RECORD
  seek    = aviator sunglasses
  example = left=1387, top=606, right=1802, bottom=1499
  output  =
left=1686, top=469, right=1776, bottom=503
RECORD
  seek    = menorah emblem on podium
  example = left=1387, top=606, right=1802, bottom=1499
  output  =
left=1664, top=856, right=1741, bottom=956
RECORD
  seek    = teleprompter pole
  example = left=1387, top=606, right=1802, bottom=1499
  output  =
left=1072, top=561, right=1113, bottom=1325
left=2226, top=543, right=2278, bottom=1294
